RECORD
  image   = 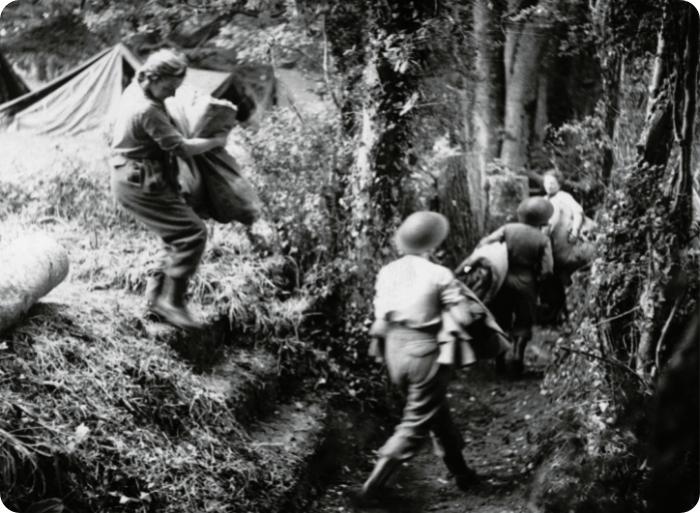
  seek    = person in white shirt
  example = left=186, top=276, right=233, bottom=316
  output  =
left=351, top=212, right=477, bottom=507
left=540, top=170, right=596, bottom=322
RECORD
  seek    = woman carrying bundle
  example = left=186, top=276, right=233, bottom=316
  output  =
left=110, top=49, right=227, bottom=329
left=475, top=197, right=554, bottom=374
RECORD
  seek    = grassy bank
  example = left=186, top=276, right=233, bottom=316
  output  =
left=0, top=112, right=386, bottom=512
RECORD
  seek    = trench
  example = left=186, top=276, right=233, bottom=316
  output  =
left=303, top=327, right=560, bottom=513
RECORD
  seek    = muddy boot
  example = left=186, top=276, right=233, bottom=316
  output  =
left=512, top=336, right=531, bottom=375
left=150, top=276, right=200, bottom=330
left=495, top=353, right=508, bottom=375
left=144, top=272, right=165, bottom=311
left=349, top=456, right=401, bottom=508
left=442, top=452, right=478, bottom=491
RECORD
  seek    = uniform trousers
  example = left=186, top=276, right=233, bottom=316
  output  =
left=379, top=327, right=464, bottom=461
left=488, top=270, right=537, bottom=339
left=111, top=157, right=207, bottom=280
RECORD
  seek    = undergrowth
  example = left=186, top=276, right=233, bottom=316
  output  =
left=0, top=303, right=296, bottom=513
left=0, top=110, right=391, bottom=511
left=531, top=97, right=699, bottom=512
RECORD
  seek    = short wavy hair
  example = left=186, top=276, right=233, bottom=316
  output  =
left=136, top=49, right=187, bottom=86
left=543, top=169, right=564, bottom=184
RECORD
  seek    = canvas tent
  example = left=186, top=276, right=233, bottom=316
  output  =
left=0, top=43, right=276, bottom=139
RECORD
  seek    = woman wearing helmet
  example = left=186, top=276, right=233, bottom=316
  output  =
left=352, top=212, right=478, bottom=507
left=475, top=197, right=554, bottom=374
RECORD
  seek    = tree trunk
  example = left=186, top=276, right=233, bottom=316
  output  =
left=438, top=155, right=478, bottom=269
left=0, top=235, right=70, bottom=334
left=349, top=2, right=437, bottom=261
left=471, top=0, right=505, bottom=233
left=601, top=52, right=621, bottom=186
left=500, top=1, right=549, bottom=173
left=672, top=3, right=698, bottom=240
left=351, top=100, right=379, bottom=256
left=593, top=0, right=623, bottom=187
left=531, top=65, right=550, bottom=170
left=632, top=4, right=697, bottom=374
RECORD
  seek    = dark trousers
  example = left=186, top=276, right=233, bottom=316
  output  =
left=111, top=158, right=207, bottom=280
left=488, top=272, right=537, bottom=339
left=379, top=327, right=464, bottom=461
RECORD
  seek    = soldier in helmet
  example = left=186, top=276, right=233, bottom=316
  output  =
left=351, top=211, right=478, bottom=507
left=475, top=197, right=554, bottom=374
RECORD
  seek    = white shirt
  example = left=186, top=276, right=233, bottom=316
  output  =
left=374, top=255, right=462, bottom=329
left=547, top=191, right=584, bottom=260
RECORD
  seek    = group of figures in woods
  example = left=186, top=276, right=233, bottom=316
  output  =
left=108, top=49, right=596, bottom=508
left=460, top=170, right=596, bottom=373
left=350, top=174, right=595, bottom=506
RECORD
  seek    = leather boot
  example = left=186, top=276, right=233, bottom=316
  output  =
left=495, top=353, right=507, bottom=375
left=145, top=272, right=165, bottom=311
left=150, top=276, right=200, bottom=330
left=350, top=457, right=401, bottom=507
left=512, top=336, right=531, bottom=375
left=443, top=452, right=478, bottom=491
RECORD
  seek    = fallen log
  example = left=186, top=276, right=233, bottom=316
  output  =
left=0, top=234, right=69, bottom=334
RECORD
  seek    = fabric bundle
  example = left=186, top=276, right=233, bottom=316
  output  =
left=166, top=85, right=261, bottom=225
left=368, top=280, right=511, bottom=368
left=455, top=241, right=508, bottom=304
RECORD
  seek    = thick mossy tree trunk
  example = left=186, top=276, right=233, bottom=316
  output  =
left=595, top=1, right=698, bottom=379
left=349, top=1, right=440, bottom=263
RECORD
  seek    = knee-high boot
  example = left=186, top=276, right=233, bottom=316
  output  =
left=513, top=335, right=531, bottom=375
left=151, top=276, right=200, bottom=330
left=351, top=456, right=401, bottom=506
left=442, top=451, right=478, bottom=491
left=363, top=456, right=401, bottom=494
left=145, top=272, right=165, bottom=310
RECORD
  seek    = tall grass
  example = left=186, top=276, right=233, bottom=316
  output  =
left=0, top=114, right=366, bottom=511
left=0, top=300, right=305, bottom=513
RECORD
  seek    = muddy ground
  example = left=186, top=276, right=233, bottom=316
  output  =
left=309, top=327, right=564, bottom=513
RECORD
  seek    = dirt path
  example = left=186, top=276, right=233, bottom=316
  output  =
left=310, top=327, right=561, bottom=513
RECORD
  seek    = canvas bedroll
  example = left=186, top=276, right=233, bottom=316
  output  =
left=166, top=85, right=262, bottom=226
left=456, top=241, right=509, bottom=304
left=0, top=235, right=69, bottom=334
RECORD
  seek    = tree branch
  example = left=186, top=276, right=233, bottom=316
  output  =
left=557, top=345, right=650, bottom=387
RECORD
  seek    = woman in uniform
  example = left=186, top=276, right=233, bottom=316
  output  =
left=476, top=197, right=554, bottom=374
left=110, top=49, right=227, bottom=329
left=353, top=212, right=478, bottom=507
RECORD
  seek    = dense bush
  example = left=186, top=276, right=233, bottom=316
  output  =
left=531, top=83, right=699, bottom=512
left=238, top=109, right=389, bottom=403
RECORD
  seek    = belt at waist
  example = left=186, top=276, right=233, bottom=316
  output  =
left=387, top=322, right=440, bottom=335
left=110, top=154, right=177, bottom=192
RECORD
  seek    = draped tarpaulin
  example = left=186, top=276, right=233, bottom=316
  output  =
left=0, top=51, right=30, bottom=104
left=6, top=45, right=131, bottom=138
left=0, top=43, right=235, bottom=139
